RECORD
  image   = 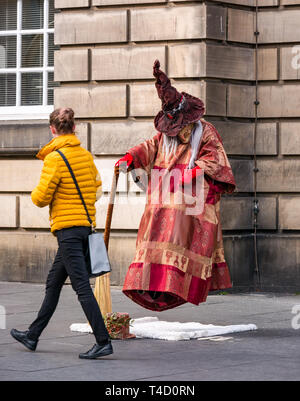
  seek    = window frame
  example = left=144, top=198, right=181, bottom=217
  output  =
left=0, top=0, right=54, bottom=120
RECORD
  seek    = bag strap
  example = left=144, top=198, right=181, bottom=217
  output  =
left=56, top=149, right=94, bottom=230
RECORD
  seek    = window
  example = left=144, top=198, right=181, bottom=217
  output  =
left=0, top=0, right=58, bottom=120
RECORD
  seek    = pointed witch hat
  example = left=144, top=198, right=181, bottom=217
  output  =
left=153, top=59, right=205, bottom=137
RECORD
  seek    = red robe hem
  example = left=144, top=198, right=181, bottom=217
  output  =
left=123, top=261, right=232, bottom=312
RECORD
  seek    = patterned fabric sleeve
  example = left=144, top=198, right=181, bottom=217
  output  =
left=195, top=122, right=236, bottom=194
left=127, top=133, right=162, bottom=191
left=127, top=133, right=162, bottom=175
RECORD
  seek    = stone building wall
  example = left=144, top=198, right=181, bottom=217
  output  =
left=0, top=0, right=299, bottom=292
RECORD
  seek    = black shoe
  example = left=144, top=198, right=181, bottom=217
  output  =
left=10, top=329, right=38, bottom=351
left=79, top=341, right=113, bottom=360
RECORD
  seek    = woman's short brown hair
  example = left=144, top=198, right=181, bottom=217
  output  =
left=49, top=108, right=75, bottom=134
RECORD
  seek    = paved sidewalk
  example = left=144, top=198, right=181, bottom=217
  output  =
left=0, top=281, right=299, bottom=381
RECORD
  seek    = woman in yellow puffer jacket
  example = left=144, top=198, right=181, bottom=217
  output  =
left=11, top=108, right=113, bottom=360
left=31, top=120, right=102, bottom=232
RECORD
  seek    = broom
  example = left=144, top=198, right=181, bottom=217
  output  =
left=93, top=166, right=135, bottom=339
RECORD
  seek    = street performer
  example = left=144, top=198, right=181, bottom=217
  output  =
left=116, top=60, right=236, bottom=312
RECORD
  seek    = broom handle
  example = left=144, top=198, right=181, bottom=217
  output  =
left=104, top=166, right=119, bottom=249
left=94, top=167, right=119, bottom=317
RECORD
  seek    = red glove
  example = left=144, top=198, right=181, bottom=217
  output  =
left=115, top=153, right=133, bottom=170
left=180, top=166, right=202, bottom=186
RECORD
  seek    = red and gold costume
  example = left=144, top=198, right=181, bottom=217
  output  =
left=121, top=60, right=236, bottom=311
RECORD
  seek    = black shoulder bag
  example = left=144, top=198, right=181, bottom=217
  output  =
left=56, top=149, right=111, bottom=278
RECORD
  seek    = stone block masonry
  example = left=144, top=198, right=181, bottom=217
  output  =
left=0, top=1, right=299, bottom=293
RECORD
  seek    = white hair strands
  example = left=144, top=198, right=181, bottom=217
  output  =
left=162, top=121, right=204, bottom=168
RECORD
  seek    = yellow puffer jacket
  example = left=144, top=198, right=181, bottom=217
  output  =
left=31, top=134, right=102, bottom=233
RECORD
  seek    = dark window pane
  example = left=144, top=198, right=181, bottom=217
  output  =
left=21, top=72, right=43, bottom=106
left=0, top=0, right=17, bottom=31
left=0, top=36, right=17, bottom=68
left=48, top=71, right=59, bottom=105
left=21, top=34, right=43, bottom=68
left=49, top=0, right=54, bottom=29
left=48, top=33, right=59, bottom=67
left=0, top=74, right=16, bottom=106
left=22, top=0, right=44, bottom=30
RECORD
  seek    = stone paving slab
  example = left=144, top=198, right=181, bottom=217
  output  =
left=0, top=282, right=300, bottom=381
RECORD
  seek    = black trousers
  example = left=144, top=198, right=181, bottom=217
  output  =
left=28, top=226, right=109, bottom=345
